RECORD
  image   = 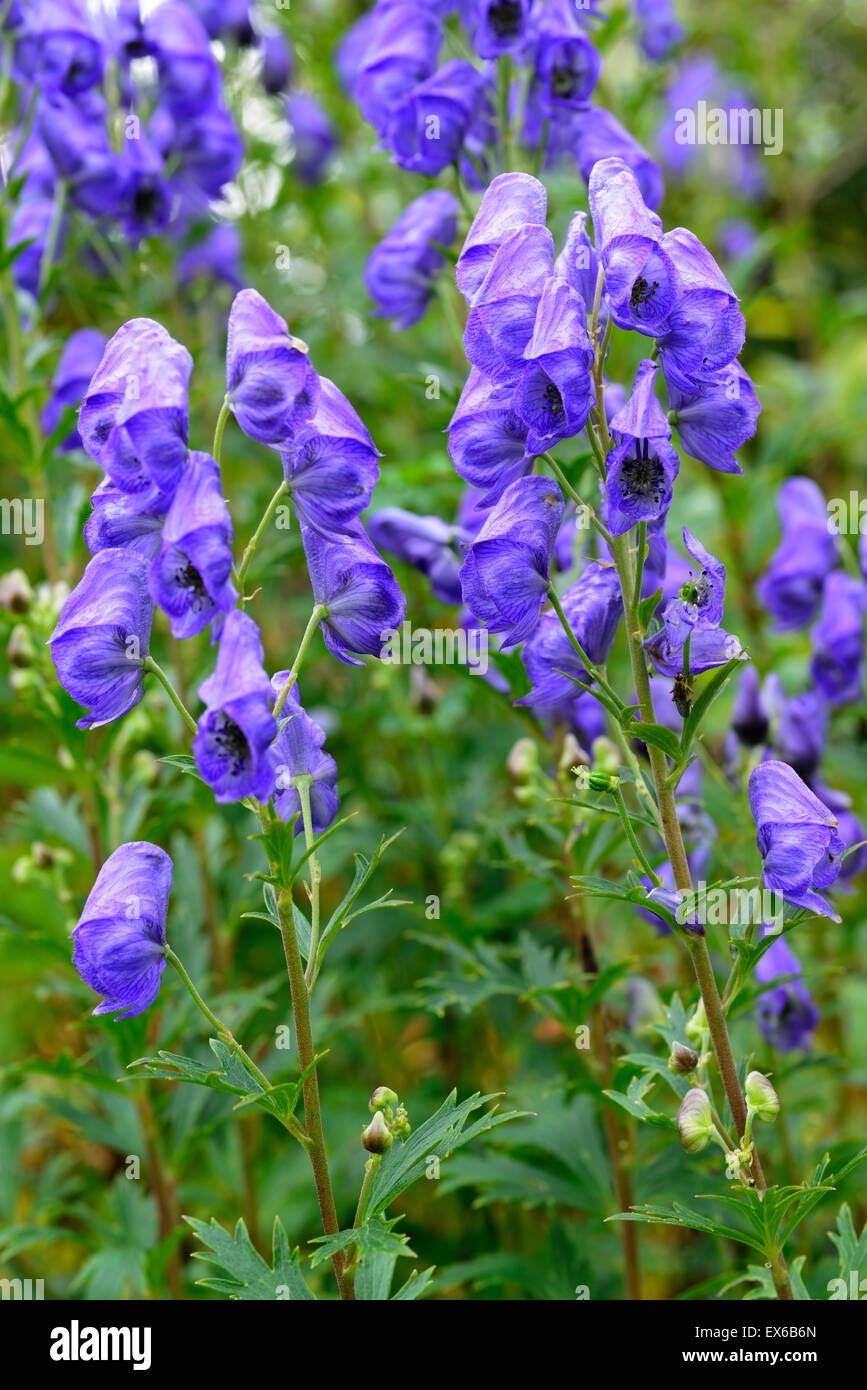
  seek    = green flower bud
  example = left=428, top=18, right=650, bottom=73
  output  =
left=8, top=624, right=35, bottom=668
left=391, top=1103, right=411, bottom=1140
left=677, top=1088, right=715, bottom=1155
left=685, top=1000, right=708, bottom=1044
left=668, top=1041, right=699, bottom=1076
left=31, top=842, right=55, bottom=870
left=0, top=569, right=33, bottom=614
left=361, top=1111, right=393, bottom=1154
left=369, top=1086, right=398, bottom=1114
left=574, top=766, right=619, bottom=793
left=745, top=1071, right=780, bottom=1123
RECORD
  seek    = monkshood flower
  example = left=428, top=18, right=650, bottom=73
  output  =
left=634, top=0, right=683, bottom=62
left=149, top=452, right=236, bottom=640
left=166, top=99, right=244, bottom=209
left=119, top=132, right=172, bottom=246
left=15, top=0, right=104, bottom=95
left=460, top=476, right=563, bottom=648
left=604, top=360, right=680, bottom=536
left=49, top=548, right=154, bottom=729
left=754, top=931, right=819, bottom=1053
left=513, top=278, right=595, bottom=455
left=470, top=0, right=532, bottom=58
left=148, top=1, right=218, bottom=118
left=810, top=572, right=865, bottom=706
left=226, top=289, right=319, bottom=448
left=667, top=362, right=760, bottom=475
left=647, top=623, right=743, bottom=679
left=646, top=531, right=743, bottom=677
left=353, top=4, right=442, bottom=137
left=37, top=92, right=125, bottom=218
left=385, top=60, right=485, bottom=177
left=301, top=522, right=406, bottom=664
left=280, top=377, right=380, bottom=534
left=749, top=760, right=843, bottom=919
left=756, top=477, right=837, bottom=630
left=41, top=328, right=107, bottom=450
left=84, top=477, right=169, bottom=559
left=271, top=678, right=339, bottom=834
left=655, top=230, right=745, bottom=394
left=9, top=197, right=58, bottom=298
left=814, top=785, right=867, bottom=886
left=553, top=209, right=598, bottom=312
left=286, top=93, right=337, bottom=185
left=456, top=171, right=547, bottom=307
left=448, top=367, right=533, bottom=503
left=367, top=509, right=466, bottom=605
left=178, top=223, right=243, bottom=292
left=531, top=0, right=602, bottom=115
left=72, top=841, right=172, bottom=1018
left=365, top=189, right=458, bottom=329
left=518, top=559, right=622, bottom=715
left=588, top=157, right=676, bottom=335
left=731, top=665, right=773, bottom=747
left=79, top=319, right=193, bottom=497
left=463, top=224, right=555, bottom=383
left=194, top=610, right=277, bottom=803
left=774, top=690, right=826, bottom=781
left=573, top=108, right=663, bottom=211
left=260, top=31, right=294, bottom=94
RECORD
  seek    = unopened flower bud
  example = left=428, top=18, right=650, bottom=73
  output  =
left=0, top=569, right=33, bottom=614
left=685, top=999, right=708, bottom=1045
left=8, top=624, right=35, bottom=668
left=506, top=738, right=538, bottom=782
left=31, top=842, right=55, bottom=870
left=361, top=1110, right=393, bottom=1154
left=677, top=1087, right=715, bottom=1154
left=575, top=766, right=619, bottom=793
left=369, top=1086, right=398, bottom=1114
left=668, top=1041, right=699, bottom=1075
left=591, top=736, right=620, bottom=776
left=745, top=1071, right=780, bottom=1123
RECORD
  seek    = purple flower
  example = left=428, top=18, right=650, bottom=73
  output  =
left=814, top=785, right=867, bottom=886
left=634, top=0, right=683, bottom=62
left=731, top=665, right=773, bottom=747
left=41, top=328, right=107, bottom=450
left=367, top=508, right=468, bottom=605
left=49, top=548, right=154, bottom=729
left=749, top=760, right=844, bottom=920
left=280, top=377, right=380, bottom=534
left=365, top=189, right=458, bottom=329
left=754, top=932, right=819, bottom=1052
left=147, top=1, right=218, bottom=117
left=810, top=572, right=865, bottom=706
left=518, top=559, right=622, bottom=715
left=385, top=60, right=485, bottom=177
left=513, top=278, right=595, bottom=454
left=178, top=223, right=243, bottom=292
left=260, top=31, right=294, bottom=94
left=463, top=223, right=555, bottom=383
left=756, top=478, right=837, bottom=630
left=646, top=529, right=743, bottom=677
left=456, top=171, right=547, bottom=307
left=459, top=476, right=564, bottom=648
left=667, top=362, right=760, bottom=475
left=448, top=367, right=533, bottom=504
left=774, top=690, right=826, bottom=781
left=531, top=0, right=602, bottom=114
left=16, top=0, right=104, bottom=95
left=194, top=610, right=277, bottom=803
left=9, top=197, right=60, bottom=298
left=72, top=841, right=172, bottom=1018
left=271, top=679, right=339, bottom=834
left=84, top=477, right=170, bottom=559
left=166, top=99, right=243, bottom=207
left=588, top=157, right=676, bottom=335
left=301, top=522, right=406, bottom=665
left=37, top=92, right=125, bottom=218
left=655, top=229, right=745, bottom=394
left=647, top=624, right=743, bottom=679
left=286, top=92, right=337, bottom=185
left=575, top=109, right=663, bottom=211
left=471, top=0, right=532, bottom=58
left=149, top=452, right=236, bottom=639
left=604, top=360, right=680, bottom=535
left=354, top=5, right=442, bottom=136
left=553, top=209, right=599, bottom=311
left=226, top=288, right=319, bottom=448
left=119, top=131, right=172, bottom=245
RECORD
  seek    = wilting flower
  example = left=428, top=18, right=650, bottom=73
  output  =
left=78, top=318, right=193, bottom=497
left=448, top=366, right=533, bottom=503
left=456, top=171, right=547, bottom=306
left=646, top=530, right=744, bottom=676
left=72, top=841, right=172, bottom=1018
left=460, top=476, right=563, bottom=648
left=84, top=477, right=170, bottom=559
left=810, top=571, right=865, bottom=706
left=365, top=189, right=458, bottom=329
left=463, top=224, right=555, bottom=383
left=666, top=361, right=760, bottom=475
left=41, top=328, right=107, bottom=450
left=754, top=930, right=819, bottom=1052
left=286, top=92, right=337, bottom=185
left=531, top=0, right=602, bottom=115
left=518, top=559, right=622, bottom=716
left=280, top=377, right=380, bottom=534
left=194, top=610, right=277, bottom=803
left=749, top=760, right=843, bottom=919
left=756, top=477, right=838, bottom=630
left=271, top=679, right=339, bottom=834
left=513, top=278, right=595, bottom=454
left=385, top=60, right=485, bottom=177
left=573, top=107, right=664, bottom=211
left=149, top=452, right=236, bottom=639
left=226, top=288, right=319, bottom=447
left=49, top=548, right=154, bottom=729
left=588, top=157, right=676, bottom=337
left=301, top=522, right=406, bottom=664
left=604, top=360, right=680, bottom=535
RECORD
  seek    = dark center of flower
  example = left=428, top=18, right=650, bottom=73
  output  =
left=680, top=568, right=710, bottom=609
left=176, top=558, right=209, bottom=613
left=541, top=380, right=564, bottom=421
left=629, top=276, right=660, bottom=315
left=488, top=0, right=523, bottom=39
left=213, top=712, right=250, bottom=775
left=550, top=60, right=579, bottom=98
left=133, top=180, right=163, bottom=223
left=621, top=441, right=665, bottom=506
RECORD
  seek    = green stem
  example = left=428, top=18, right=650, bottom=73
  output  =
left=213, top=397, right=231, bottom=464
left=297, top=777, right=321, bottom=990
left=39, top=179, right=67, bottom=300
left=273, top=605, right=326, bottom=717
left=546, top=585, right=624, bottom=713
left=498, top=55, right=513, bottom=172
left=612, top=784, right=662, bottom=885
left=353, top=1155, right=380, bottom=1230
left=237, top=478, right=289, bottom=593
left=143, top=655, right=198, bottom=734
left=541, top=453, right=613, bottom=546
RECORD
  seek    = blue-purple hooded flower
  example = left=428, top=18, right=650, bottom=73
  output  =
left=49, top=548, right=154, bottom=729
left=730, top=665, right=773, bottom=748
left=280, top=377, right=380, bottom=535
left=646, top=531, right=744, bottom=674
left=666, top=361, right=760, bottom=475
left=553, top=208, right=599, bottom=311
left=463, top=224, right=555, bottom=383
left=809, top=571, right=865, bottom=706
left=178, top=223, right=243, bottom=292
left=448, top=366, right=533, bottom=504
left=78, top=318, right=193, bottom=497
left=456, top=172, right=547, bottom=307
left=814, top=784, right=867, bottom=887
left=588, top=157, right=677, bottom=335
left=513, top=277, right=595, bottom=454
left=385, top=60, right=485, bottom=177
left=226, top=289, right=320, bottom=448
left=365, top=189, right=458, bottom=330
left=194, top=610, right=277, bottom=803
left=749, top=760, right=843, bottom=920
left=41, top=328, right=107, bottom=450
left=367, top=508, right=467, bottom=605
left=271, top=678, right=339, bottom=834
left=756, top=477, right=837, bottom=630
left=754, top=931, right=819, bottom=1052
left=148, top=452, right=236, bottom=640
left=518, top=559, right=622, bottom=716
left=604, top=360, right=680, bottom=535
left=301, top=521, right=406, bottom=665
left=37, top=92, right=125, bottom=218
left=574, top=107, right=664, bottom=211
left=9, top=197, right=60, bottom=298
left=634, top=0, right=683, bottom=62
left=84, top=476, right=170, bottom=559
left=655, top=228, right=744, bottom=394
left=286, top=92, right=337, bottom=185
left=15, top=0, right=104, bottom=95
left=470, top=0, right=532, bottom=58
left=147, top=1, right=218, bottom=117
left=72, top=841, right=172, bottom=1018
left=531, top=0, right=601, bottom=114
left=354, top=4, right=442, bottom=136
left=773, top=690, right=826, bottom=781
left=460, top=476, right=564, bottom=648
